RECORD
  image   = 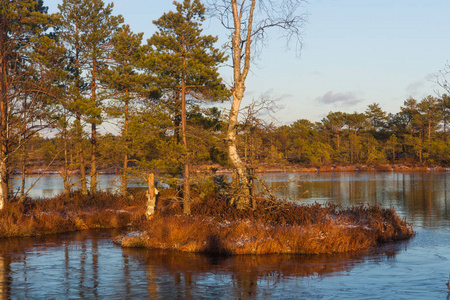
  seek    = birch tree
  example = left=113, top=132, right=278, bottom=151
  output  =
left=209, top=0, right=306, bottom=208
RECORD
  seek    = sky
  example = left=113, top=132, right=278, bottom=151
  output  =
left=43, top=0, right=450, bottom=125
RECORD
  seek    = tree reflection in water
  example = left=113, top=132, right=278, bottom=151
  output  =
left=122, top=241, right=408, bottom=299
left=0, top=228, right=410, bottom=299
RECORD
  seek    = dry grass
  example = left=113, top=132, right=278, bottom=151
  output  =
left=116, top=195, right=414, bottom=255
left=318, top=166, right=333, bottom=172
left=296, top=167, right=318, bottom=172
left=0, top=191, right=146, bottom=238
left=433, top=166, right=448, bottom=172
left=1, top=189, right=415, bottom=255
left=333, top=165, right=361, bottom=172
left=374, top=164, right=394, bottom=172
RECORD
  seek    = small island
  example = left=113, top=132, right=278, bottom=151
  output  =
left=0, top=185, right=414, bottom=255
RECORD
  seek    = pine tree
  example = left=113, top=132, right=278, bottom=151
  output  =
left=102, top=25, right=151, bottom=196
left=147, top=0, right=228, bottom=214
left=0, top=0, right=61, bottom=208
left=58, top=0, right=122, bottom=194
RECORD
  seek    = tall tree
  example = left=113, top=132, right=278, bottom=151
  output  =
left=417, top=96, right=441, bottom=143
left=0, top=0, right=60, bottom=208
left=343, top=112, right=366, bottom=163
left=102, top=25, right=148, bottom=196
left=148, top=0, right=227, bottom=214
left=322, top=111, right=345, bottom=151
left=83, top=0, right=122, bottom=193
left=58, top=0, right=91, bottom=195
left=209, top=0, right=306, bottom=208
left=365, top=103, right=388, bottom=139
left=58, top=0, right=122, bottom=194
left=440, top=94, right=450, bottom=144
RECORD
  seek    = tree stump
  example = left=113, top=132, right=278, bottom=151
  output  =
left=145, top=173, right=159, bottom=218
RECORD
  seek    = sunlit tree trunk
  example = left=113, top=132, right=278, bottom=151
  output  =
left=227, top=0, right=255, bottom=208
left=63, top=124, right=71, bottom=195
left=90, top=58, right=98, bottom=194
left=20, top=149, right=26, bottom=200
left=146, top=173, right=158, bottom=218
left=75, top=117, right=88, bottom=195
left=0, top=19, right=9, bottom=207
left=74, top=43, right=87, bottom=195
left=181, top=66, right=191, bottom=214
left=122, top=100, right=129, bottom=197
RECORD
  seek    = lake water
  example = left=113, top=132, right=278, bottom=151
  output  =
left=2, top=171, right=450, bottom=299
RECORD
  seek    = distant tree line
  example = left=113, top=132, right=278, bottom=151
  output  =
left=15, top=95, right=450, bottom=172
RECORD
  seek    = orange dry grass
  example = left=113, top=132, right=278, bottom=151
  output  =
left=0, top=192, right=146, bottom=237
left=408, top=166, right=431, bottom=171
left=375, top=165, right=394, bottom=172
left=433, top=166, right=448, bottom=172
left=296, top=167, right=318, bottom=172
left=117, top=196, right=414, bottom=255
left=319, top=166, right=333, bottom=172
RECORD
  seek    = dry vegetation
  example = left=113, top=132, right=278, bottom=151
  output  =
left=0, top=189, right=414, bottom=255
left=116, top=194, right=414, bottom=255
left=0, top=192, right=145, bottom=237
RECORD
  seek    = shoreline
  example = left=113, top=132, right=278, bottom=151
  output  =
left=12, top=163, right=450, bottom=175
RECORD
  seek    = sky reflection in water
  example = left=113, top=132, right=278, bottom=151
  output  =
left=2, top=172, right=450, bottom=299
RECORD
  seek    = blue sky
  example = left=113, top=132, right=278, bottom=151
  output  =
left=44, top=0, right=450, bottom=125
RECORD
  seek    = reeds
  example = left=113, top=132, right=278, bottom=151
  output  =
left=116, top=195, right=414, bottom=255
left=0, top=191, right=145, bottom=238
left=0, top=189, right=415, bottom=255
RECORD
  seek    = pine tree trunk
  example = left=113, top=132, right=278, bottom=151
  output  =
left=63, top=127, right=70, bottom=195
left=75, top=117, right=87, bottom=195
left=0, top=22, right=8, bottom=208
left=181, top=70, right=190, bottom=215
left=90, top=61, right=98, bottom=194
left=90, top=122, right=97, bottom=193
left=20, top=155, right=26, bottom=201
left=122, top=102, right=129, bottom=197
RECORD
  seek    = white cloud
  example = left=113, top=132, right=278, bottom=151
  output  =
left=315, top=91, right=363, bottom=106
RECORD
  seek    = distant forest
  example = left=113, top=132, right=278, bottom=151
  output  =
left=14, top=96, right=450, bottom=172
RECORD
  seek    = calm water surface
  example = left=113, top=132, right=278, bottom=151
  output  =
left=2, top=172, right=450, bottom=299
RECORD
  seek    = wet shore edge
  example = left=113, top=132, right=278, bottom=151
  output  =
left=11, top=163, right=450, bottom=175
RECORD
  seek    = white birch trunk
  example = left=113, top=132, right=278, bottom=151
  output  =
left=226, top=0, right=256, bottom=209
left=145, top=173, right=159, bottom=218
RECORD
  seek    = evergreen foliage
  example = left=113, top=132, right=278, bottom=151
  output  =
left=1, top=0, right=449, bottom=209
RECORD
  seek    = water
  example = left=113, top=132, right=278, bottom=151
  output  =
left=2, top=172, right=450, bottom=299
left=10, top=174, right=135, bottom=199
